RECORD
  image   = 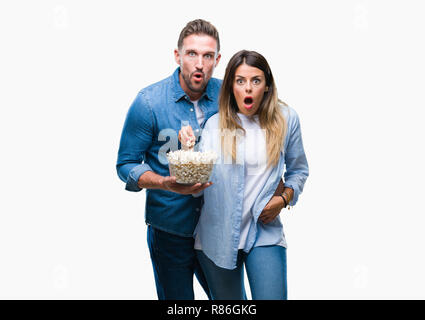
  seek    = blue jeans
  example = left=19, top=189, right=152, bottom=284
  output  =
left=147, top=225, right=211, bottom=300
left=196, top=245, right=287, bottom=300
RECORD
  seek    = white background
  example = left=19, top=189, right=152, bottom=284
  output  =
left=1, top=0, right=424, bottom=299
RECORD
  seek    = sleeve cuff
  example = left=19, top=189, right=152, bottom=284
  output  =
left=125, top=164, right=153, bottom=192
left=283, top=181, right=300, bottom=206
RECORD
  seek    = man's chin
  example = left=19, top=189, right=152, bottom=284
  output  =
left=188, top=82, right=207, bottom=93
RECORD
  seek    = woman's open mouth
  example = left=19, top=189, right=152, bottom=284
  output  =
left=243, top=96, right=254, bottom=109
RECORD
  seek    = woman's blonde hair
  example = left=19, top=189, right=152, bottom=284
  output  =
left=219, top=50, right=287, bottom=167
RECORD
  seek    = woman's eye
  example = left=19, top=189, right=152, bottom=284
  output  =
left=253, top=79, right=261, bottom=85
left=236, top=79, right=244, bottom=85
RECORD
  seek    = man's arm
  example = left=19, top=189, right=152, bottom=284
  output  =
left=138, top=171, right=212, bottom=195
left=117, top=92, right=212, bottom=195
left=116, top=92, right=156, bottom=192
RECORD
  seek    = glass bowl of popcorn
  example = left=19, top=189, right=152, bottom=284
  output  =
left=166, top=150, right=217, bottom=184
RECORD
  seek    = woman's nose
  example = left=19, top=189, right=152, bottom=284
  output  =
left=245, top=82, right=252, bottom=92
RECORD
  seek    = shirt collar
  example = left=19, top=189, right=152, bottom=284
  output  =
left=172, top=67, right=215, bottom=102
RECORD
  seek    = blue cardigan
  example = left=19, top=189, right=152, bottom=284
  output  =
left=194, top=105, right=309, bottom=269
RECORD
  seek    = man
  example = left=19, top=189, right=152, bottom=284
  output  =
left=116, top=19, right=221, bottom=300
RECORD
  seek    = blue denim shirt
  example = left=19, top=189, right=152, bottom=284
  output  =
left=116, top=67, right=222, bottom=237
left=194, top=105, right=309, bottom=269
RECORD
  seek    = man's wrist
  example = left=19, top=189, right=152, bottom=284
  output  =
left=156, top=176, right=163, bottom=189
left=137, top=175, right=144, bottom=189
left=137, top=171, right=167, bottom=190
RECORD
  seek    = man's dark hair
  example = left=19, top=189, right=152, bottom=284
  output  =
left=177, top=19, right=220, bottom=52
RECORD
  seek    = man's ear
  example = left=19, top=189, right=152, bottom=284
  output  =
left=174, top=49, right=181, bottom=65
left=214, top=53, right=222, bottom=67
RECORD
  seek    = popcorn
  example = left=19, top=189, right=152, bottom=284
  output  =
left=167, top=150, right=217, bottom=184
left=180, top=125, right=196, bottom=150
left=185, top=137, right=195, bottom=149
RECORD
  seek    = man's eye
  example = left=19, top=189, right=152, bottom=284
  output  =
left=205, top=54, right=212, bottom=59
left=188, top=52, right=196, bottom=57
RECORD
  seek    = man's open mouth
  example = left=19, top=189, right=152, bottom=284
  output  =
left=193, top=72, right=204, bottom=81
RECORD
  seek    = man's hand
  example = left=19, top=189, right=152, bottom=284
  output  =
left=137, top=171, right=212, bottom=194
left=160, top=176, right=212, bottom=195
left=178, top=125, right=196, bottom=150
left=258, top=196, right=285, bottom=224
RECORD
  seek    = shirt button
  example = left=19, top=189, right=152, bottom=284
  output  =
left=195, top=129, right=200, bottom=132
left=196, top=208, right=200, bottom=212
left=190, top=108, right=194, bottom=112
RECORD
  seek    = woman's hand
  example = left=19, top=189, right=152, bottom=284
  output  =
left=258, top=196, right=285, bottom=224
left=178, top=125, right=196, bottom=150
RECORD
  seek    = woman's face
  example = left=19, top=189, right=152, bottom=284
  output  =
left=232, top=63, right=268, bottom=116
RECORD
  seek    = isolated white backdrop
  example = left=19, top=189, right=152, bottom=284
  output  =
left=0, top=0, right=424, bottom=299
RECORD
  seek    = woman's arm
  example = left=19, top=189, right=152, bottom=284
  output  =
left=259, top=179, right=288, bottom=224
left=283, top=108, right=309, bottom=206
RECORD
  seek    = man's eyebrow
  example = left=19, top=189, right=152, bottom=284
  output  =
left=184, top=49, right=216, bottom=55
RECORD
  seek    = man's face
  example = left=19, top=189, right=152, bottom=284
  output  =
left=174, top=34, right=221, bottom=100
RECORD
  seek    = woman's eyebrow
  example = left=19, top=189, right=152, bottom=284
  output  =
left=235, top=74, right=263, bottom=78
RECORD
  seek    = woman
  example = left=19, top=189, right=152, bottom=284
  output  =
left=179, top=50, right=309, bottom=300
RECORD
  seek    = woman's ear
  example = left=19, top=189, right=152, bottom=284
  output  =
left=265, top=86, right=269, bottom=92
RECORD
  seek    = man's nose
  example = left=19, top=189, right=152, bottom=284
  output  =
left=195, top=56, right=204, bottom=69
